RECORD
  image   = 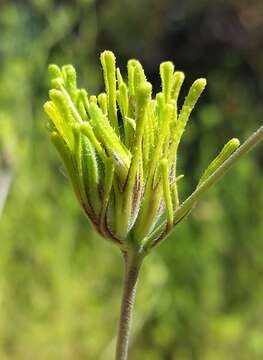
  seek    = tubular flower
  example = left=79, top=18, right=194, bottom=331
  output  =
left=44, top=51, right=263, bottom=253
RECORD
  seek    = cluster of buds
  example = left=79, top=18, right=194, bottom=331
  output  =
left=44, top=51, right=262, bottom=253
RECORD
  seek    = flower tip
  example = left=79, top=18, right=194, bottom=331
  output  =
left=229, top=138, right=240, bottom=148
left=49, top=88, right=62, bottom=101
left=193, top=78, right=207, bottom=92
left=160, top=61, right=174, bottom=74
left=51, top=78, right=63, bottom=89
left=127, top=59, right=139, bottom=68
left=100, top=50, right=116, bottom=64
left=174, top=71, right=185, bottom=81
left=62, top=64, right=76, bottom=73
left=137, top=81, right=152, bottom=98
left=48, top=64, right=61, bottom=79
left=186, top=78, right=207, bottom=106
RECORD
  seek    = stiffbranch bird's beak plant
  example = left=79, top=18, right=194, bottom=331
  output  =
left=44, top=50, right=263, bottom=360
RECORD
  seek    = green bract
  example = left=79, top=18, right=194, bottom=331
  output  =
left=43, top=50, right=262, bottom=253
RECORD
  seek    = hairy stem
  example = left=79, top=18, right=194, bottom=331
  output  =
left=115, top=250, right=144, bottom=360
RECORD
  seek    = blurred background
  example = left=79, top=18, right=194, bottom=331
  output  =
left=0, top=0, right=263, bottom=359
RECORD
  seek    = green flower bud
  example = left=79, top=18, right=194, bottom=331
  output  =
left=43, top=51, right=263, bottom=252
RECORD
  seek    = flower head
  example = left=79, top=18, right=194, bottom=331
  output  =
left=44, top=51, right=262, bottom=252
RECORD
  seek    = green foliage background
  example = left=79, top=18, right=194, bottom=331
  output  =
left=0, top=0, right=263, bottom=359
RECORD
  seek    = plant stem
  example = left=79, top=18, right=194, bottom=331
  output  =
left=115, top=250, right=144, bottom=360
